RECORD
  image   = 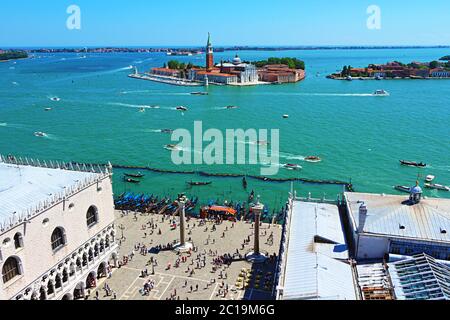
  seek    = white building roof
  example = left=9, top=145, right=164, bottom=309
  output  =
left=345, top=192, right=450, bottom=243
left=0, top=159, right=105, bottom=231
left=281, top=201, right=356, bottom=300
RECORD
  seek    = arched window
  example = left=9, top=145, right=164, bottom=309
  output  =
left=14, top=233, right=23, bottom=249
left=86, top=206, right=98, bottom=227
left=51, top=228, right=66, bottom=251
left=2, top=256, right=22, bottom=283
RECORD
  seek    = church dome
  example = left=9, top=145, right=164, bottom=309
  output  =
left=232, top=55, right=242, bottom=65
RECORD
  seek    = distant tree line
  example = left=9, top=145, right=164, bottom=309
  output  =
left=253, top=57, right=305, bottom=70
left=0, top=51, right=28, bottom=61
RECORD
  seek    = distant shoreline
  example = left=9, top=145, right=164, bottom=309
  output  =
left=2, top=45, right=450, bottom=54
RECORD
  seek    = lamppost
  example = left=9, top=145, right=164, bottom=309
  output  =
left=246, top=196, right=267, bottom=263
left=173, top=193, right=193, bottom=252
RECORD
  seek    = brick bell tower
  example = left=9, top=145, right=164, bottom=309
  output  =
left=206, top=32, right=214, bottom=71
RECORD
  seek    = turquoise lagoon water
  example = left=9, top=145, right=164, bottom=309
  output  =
left=0, top=48, right=449, bottom=211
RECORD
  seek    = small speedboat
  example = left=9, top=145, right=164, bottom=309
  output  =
left=50, top=97, right=60, bottom=102
left=34, top=131, right=46, bottom=137
left=394, top=185, right=411, bottom=193
left=373, top=89, right=389, bottom=96
left=424, top=183, right=450, bottom=191
left=176, top=106, right=188, bottom=111
left=164, top=144, right=181, bottom=151
left=191, top=92, right=208, bottom=95
left=161, top=129, right=174, bottom=134
left=400, top=160, right=426, bottom=168
left=304, top=156, right=322, bottom=163
left=256, top=140, right=270, bottom=146
left=346, top=76, right=353, bottom=81
left=282, top=114, right=289, bottom=119
left=139, top=107, right=146, bottom=112
left=425, top=175, right=435, bottom=183
left=226, top=105, right=238, bottom=109
left=283, top=163, right=302, bottom=170
left=44, top=108, right=52, bottom=111
left=124, top=172, right=144, bottom=178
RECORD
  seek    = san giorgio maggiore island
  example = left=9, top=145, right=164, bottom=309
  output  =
left=129, top=34, right=306, bottom=86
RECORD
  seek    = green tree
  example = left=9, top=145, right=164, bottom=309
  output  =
left=167, top=60, right=180, bottom=69
left=429, top=60, right=440, bottom=69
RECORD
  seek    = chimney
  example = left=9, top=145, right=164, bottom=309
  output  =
left=357, top=202, right=367, bottom=233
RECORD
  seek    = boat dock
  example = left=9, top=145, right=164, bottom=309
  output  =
left=128, top=73, right=202, bottom=86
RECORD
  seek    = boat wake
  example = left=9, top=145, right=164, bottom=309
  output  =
left=0, top=123, right=7, bottom=127
left=279, top=152, right=306, bottom=161
left=109, top=102, right=161, bottom=109
left=428, top=165, right=450, bottom=172
left=261, top=92, right=375, bottom=97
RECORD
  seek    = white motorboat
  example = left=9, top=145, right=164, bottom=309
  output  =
left=304, top=156, right=322, bottom=163
left=283, top=163, right=302, bottom=170
left=424, top=183, right=450, bottom=191
left=282, top=114, right=289, bottom=118
left=176, top=106, right=188, bottom=111
left=34, top=131, right=46, bottom=137
left=44, top=107, right=52, bottom=111
left=425, top=175, right=435, bottom=183
left=50, top=96, right=60, bottom=102
left=164, top=144, right=181, bottom=151
left=373, top=89, right=389, bottom=96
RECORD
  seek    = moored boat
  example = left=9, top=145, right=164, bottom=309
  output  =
left=424, top=183, right=450, bottom=191
left=425, top=175, right=435, bottom=182
left=400, top=160, right=426, bottom=168
left=187, top=181, right=212, bottom=186
left=191, top=92, right=208, bottom=95
left=124, top=177, right=140, bottom=184
left=282, top=114, right=289, bottom=118
left=124, top=172, right=145, bottom=178
left=394, top=185, right=411, bottom=193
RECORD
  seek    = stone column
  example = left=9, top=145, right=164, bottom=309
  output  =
left=253, top=203, right=263, bottom=255
left=179, top=199, right=186, bottom=246
left=246, top=198, right=267, bottom=263
left=174, top=194, right=193, bottom=252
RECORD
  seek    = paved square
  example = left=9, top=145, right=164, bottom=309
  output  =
left=88, top=210, right=282, bottom=300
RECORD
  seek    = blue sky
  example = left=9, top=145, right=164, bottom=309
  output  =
left=1, top=0, right=449, bottom=47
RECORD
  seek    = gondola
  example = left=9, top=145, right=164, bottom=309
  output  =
left=124, top=177, right=140, bottom=184
left=399, top=160, right=426, bottom=167
left=124, top=172, right=145, bottom=178
left=187, top=181, right=212, bottom=186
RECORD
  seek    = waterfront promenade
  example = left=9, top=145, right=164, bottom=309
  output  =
left=88, top=210, right=282, bottom=300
